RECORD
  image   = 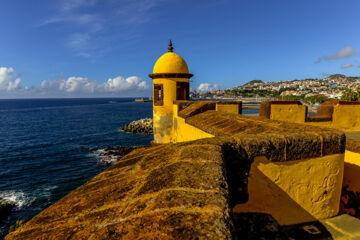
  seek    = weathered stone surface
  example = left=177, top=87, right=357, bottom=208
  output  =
left=186, top=111, right=345, bottom=161
left=8, top=218, right=30, bottom=233
left=345, top=132, right=360, bottom=153
left=5, top=142, right=232, bottom=240
left=322, top=214, right=360, bottom=236
left=178, top=101, right=216, bottom=118
left=6, top=106, right=347, bottom=239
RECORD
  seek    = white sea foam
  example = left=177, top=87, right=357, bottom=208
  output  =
left=100, top=155, right=118, bottom=164
left=92, top=148, right=118, bottom=165
left=0, top=190, right=34, bottom=209
left=35, top=185, right=58, bottom=200
left=42, top=185, right=58, bottom=192
left=95, top=149, right=106, bottom=155
left=86, top=150, right=101, bottom=159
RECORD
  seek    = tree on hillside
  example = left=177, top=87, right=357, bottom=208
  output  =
left=341, top=88, right=359, bottom=101
left=304, top=95, right=333, bottom=104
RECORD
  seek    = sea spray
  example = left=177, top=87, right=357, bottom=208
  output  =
left=96, top=146, right=146, bottom=165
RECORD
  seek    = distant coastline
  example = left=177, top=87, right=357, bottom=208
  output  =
left=134, top=98, right=152, bottom=102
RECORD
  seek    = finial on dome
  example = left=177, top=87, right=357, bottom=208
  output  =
left=168, top=40, right=173, bottom=52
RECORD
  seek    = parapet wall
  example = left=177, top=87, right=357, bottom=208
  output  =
left=260, top=100, right=360, bottom=131
left=172, top=103, right=214, bottom=142
left=6, top=141, right=233, bottom=239
left=172, top=101, right=242, bottom=143
left=260, top=100, right=360, bottom=221
left=6, top=102, right=348, bottom=239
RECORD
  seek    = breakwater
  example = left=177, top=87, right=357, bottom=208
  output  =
left=119, top=118, right=153, bottom=134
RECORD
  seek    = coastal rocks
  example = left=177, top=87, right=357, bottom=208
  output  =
left=0, top=198, right=15, bottom=220
left=119, top=118, right=153, bottom=134
left=98, top=146, right=146, bottom=165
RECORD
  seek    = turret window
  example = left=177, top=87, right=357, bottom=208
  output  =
left=154, top=84, right=164, bottom=106
left=176, top=82, right=189, bottom=100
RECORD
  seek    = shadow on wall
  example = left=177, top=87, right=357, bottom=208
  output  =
left=222, top=145, right=335, bottom=239
left=232, top=212, right=334, bottom=240
left=231, top=157, right=318, bottom=225
left=341, top=162, right=360, bottom=218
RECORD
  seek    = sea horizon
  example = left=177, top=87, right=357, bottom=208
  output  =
left=0, top=98, right=154, bottom=238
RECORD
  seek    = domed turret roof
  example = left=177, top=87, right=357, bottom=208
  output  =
left=153, top=52, right=189, bottom=73
left=152, top=41, right=189, bottom=74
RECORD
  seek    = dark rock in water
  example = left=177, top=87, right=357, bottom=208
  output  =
left=119, top=118, right=153, bottom=134
left=0, top=198, right=15, bottom=220
left=98, top=146, right=146, bottom=165
left=8, top=218, right=30, bottom=233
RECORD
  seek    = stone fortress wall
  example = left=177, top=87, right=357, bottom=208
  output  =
left=154, top=98, right=348, bottom=223
left=7, top=43, right=360, bottom=239
left=261, top=100, right=360, bottom=220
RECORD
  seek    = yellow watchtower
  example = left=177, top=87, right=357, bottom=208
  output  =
left=149, top=41, right=193, bottom=143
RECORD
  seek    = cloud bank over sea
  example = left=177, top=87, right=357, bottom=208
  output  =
left=0, top=67, right=150, bottom=98
left=1, top=66, right=217, bottom=98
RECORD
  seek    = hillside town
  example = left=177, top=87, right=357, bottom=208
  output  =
left=192, top=74, right=360, bottom=101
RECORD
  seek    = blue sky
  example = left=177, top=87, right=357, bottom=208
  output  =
left=1, top=0, right=359, bottom=98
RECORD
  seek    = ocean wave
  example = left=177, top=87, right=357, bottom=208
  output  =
left=0, top=190, right=34, bottom=209
left=86, top=149, right=102, bottom=159
left=92, top=149, right=118, bottom=165
left=92, top=146, right=146, bottom=165
left=35, top=185, right=58, bottom=201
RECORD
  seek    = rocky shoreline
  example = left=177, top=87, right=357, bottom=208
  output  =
left=97, top=146, right=146, bottom=165
left=119, top=118, right=153, bottom=134
left=0, top=198, right=15, bottom=221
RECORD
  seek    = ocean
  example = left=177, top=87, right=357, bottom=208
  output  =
left=0, top=98, right=258, bottom=238
left=0, top=98, right=153, bottom=238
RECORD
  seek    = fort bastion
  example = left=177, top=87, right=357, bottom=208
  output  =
left=6, top=42, right=360, bottom=239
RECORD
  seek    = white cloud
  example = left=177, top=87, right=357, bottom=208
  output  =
left=41, top=79, right=65, bottom=91
left=197, top=83, right=220, bottom=92
left=341, top=63, right=354, bottom=69
left=39, top=75, right=149, bottom=97
left=330, top=46, right=355, bottom=59
left=1, top=66, right=150, bottom=98
left=40, top=0, right=167, bottom=57
left=99, top=76, right=148, bottom=93
left=41, top=77, right=96, bottom=93
left=67, top=33, right=91, bottom=50
left=60, top=0, right=97, bottom=11
left=0, top=67, right=22, bottom=91
left=65, top=77, right=96, bottom=93
left=316, top=46, right=356, bottom=63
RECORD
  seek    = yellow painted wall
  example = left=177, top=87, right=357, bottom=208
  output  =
left=331, top=105, right=360, bottom=131
left=153, top=78, right=189, bottom=144
left=343, top=150, right=360, bottom=194
left=216, top=104, right=240, bottom=115
left=304, top=105, right=360, bottom=131
left=270, top=104, right=307, bottom=124
left=172, top=104, right=214, bottom=143
left=233, top=154, right=344, bottom=225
